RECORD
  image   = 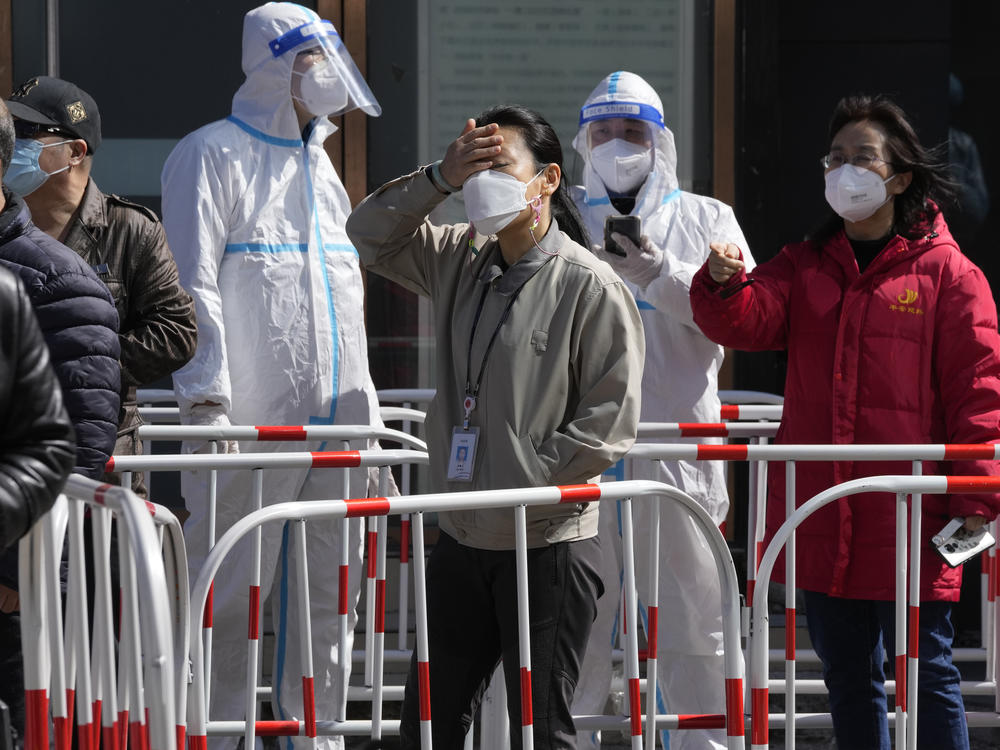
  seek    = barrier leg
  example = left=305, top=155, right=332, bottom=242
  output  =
left=644, top=500, right=660, bottom=750
left=894, top=491, right=908, bottom=750
left=91, top=508, right=120, bottom=750
left=66, top=504, right=95, bottom=750
left=784, top=461, right=796, bottom=750
left=244, top=469, right=264, bottom=750
left=118, top=520, right=149, bottom=750
left=514, top=504, right=534, bottom=750
left=293, top=520, right=317, bottom=746
left=398, top=513, right=411, bottom=653
left=372, top=468, right=390, bottom=742
left=205, top=442, right=220, bottom=714
left=906, top=467, right=922, bottom=750
left=337, top=450, right=351, bottom=722
left=365, top=516, right=377, bottom=686
left=411, top=512, right=433, bottom=748
left=618, top=499, right=643, bottom=750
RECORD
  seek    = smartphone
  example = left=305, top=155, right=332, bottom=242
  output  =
left=604, top=215, right=641, bottom=257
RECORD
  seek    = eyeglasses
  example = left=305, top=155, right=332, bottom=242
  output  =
left=820, top=152, right=891, bottom=170
left=13, top=120, right=75, bottom=141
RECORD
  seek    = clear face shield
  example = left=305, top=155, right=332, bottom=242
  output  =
left=579, top=102, right=663, bottom=194
left=270, top=18, right=381, bottom=118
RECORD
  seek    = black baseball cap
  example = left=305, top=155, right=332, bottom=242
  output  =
left=6, top=76, right=101, bottom=154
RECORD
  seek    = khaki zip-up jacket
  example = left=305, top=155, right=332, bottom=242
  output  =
left=348, top=168, right=644, bottom=549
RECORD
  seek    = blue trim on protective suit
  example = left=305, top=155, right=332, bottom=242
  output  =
left=224, top=242, right=308, bottom=254
left=269, top=18, right=339, bottom=57
left=226, top=115, right=301, bottom=148
left=635, top=300, right=656, bottom=311
left=583, top=195, right=611, bottom=207
left=275, top=523, right=293, bottom=750
left=608, top=71, right=621, bottom=95
left=662, top=188, right=681, bottom=205
left=602, top=459, right=626, bottom=481
left=302, top=130, right=340, bottom=426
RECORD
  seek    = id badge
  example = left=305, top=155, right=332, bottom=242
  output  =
left=447, top=427, right=479, bottom=482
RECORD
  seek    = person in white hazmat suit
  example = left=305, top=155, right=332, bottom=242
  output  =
left=160, top=5, right=385, bottom=749
left=569, top=71, right=755, bottom=750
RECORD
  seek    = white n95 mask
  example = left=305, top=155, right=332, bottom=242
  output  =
left=590, top=139, right=653, bottom=194
left=463, top=169, right=542, bottom=236
left=824, top=164, right=896, bottom=223
left=292, top=60, right=350, bottom=117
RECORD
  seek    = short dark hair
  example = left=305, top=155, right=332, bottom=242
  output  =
left=817, top=94, right=956, bottom=241
left=0, top=101, right=13, bottom=178
left=475, top=104, right=590, bottom=248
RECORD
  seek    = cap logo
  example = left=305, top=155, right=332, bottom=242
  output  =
left=65, top=100, right=87, bottom=124
left=12, top=78, right=39, bottom=98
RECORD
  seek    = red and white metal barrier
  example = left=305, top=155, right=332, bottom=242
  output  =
left=19, top=475, right=182, bottom=750
left=749, top=474, right=1000, bottom=749
left=182, top=479, right=745, bottom=749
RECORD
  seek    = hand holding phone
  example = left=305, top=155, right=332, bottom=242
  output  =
left=604, top=215, right=641, bottom=257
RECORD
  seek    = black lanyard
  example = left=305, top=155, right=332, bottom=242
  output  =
left=462, top=283, right=523, bottom=428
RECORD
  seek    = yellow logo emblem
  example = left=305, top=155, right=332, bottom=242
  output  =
left=897, top=288, right=918, bottom=305
left=65, top=100, right=87, bottom=124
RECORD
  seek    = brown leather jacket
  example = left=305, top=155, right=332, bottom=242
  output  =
left=62, top=179, right=197, bottom=481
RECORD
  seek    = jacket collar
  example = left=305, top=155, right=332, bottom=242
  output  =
left=61, top=178, right=105, bottom=264
left=473, top=218, right=562, bottom=296
left=0, top=188, right=31, bottom=244
left=826, top=210, right=955, bottom=279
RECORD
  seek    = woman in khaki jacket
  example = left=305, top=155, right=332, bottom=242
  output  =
left=347, top=105, right=643, bottom=748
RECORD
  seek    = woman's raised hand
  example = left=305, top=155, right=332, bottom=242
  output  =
left=439, top=119, right=503, bottom=188
left=708, top=242, right=745, bottom=284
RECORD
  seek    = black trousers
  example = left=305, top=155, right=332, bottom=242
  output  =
left=399, top=532, right=603, bottom=750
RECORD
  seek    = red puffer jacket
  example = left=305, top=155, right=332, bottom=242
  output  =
left=691, top=211, right=1000, bottom=600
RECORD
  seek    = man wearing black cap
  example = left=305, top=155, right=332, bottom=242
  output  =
left=6, top=75, right=197, bottom=497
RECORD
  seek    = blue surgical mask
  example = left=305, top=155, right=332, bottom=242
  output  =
left=5, top=138, right=71, bottom=196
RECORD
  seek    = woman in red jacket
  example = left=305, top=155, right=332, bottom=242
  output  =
left=691, top=94, right=1000, bottom=749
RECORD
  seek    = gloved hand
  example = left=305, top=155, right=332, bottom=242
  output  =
left=596, top=233, right=664, bottom=289
left=181, top=402, right=239, bottom=455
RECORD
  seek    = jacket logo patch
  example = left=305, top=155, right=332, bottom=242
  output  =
left=890, top=288, right=923, bottom=315
left=65, top=100, right=87, bottom=124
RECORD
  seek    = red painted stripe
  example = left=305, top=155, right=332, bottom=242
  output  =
left=400, top=519, right=411, bottom=563
left=104, top=725, right=119, bottom=750
left=994, top=554, right=1000, bottom=599
left=785, top=607, right=796, bottom=660
left=302, top=676, right=316, bottom=737
left=175, top=726, right=185, bottom=750
left=144, top=501, right=157, bottom=517
left=418, top=661, right=432, bottom=721
left=25, top=689, right=48, bottom=750
left=751, top=686, right=768, bottom=743
left=117, top=712, right=128, bottom=750
left=520, top=667, right=534, bottom=727
left=719, top=520, right=728, bottom=537
left=143, top=712, right=151, bottom=750
left=726, top=678, right=745, bottom=737
left=946, top=476, right=1000, bottom=493
left=637, top=649, right=648, bottom=662
left=248, top=585, right=260, bottom=640
left=908, top=606, right=920, bottom=659
left=187, top=735, right=207, bottom=750
left=720, top=404, right=740, bottom=420
left=647, top=605, right=658, bottom=660
left=127, top=721, right=142, bottom=750
left=256, top=426, right=308, bottom=441
left=696, top=444, right=748, bottom=460
left=78, top=722, right=94, bottom=750
left=746, top=578, right=755, bottom=601
left=628, top=677, right=642, bottom=737
left=375, top=580, right=386, bottom=634
left=104, top=456, right=115, bottom=472
left=755, top=541, right=764, bottom=568
left=252, top=721, right=303, bottom=736
left=338, top=565, right=349, bottom=615
left=558, top=484, right=602, bottom=502
left=896, top=655, right=907, bottom=711
left=204, top=582, right=214, bottom=628
left=676, top=714, right=726, bottom=729
left=942, top=444, right=996, bottom=460
left=680, top=423, right=730, bottom=437
left=310, top=451, right=362, bottom=468
left=94, top=484, right=111, bottom=506
left=367, top=532, right=378, bottom=578
left=347, top=497, right=391, bottom=518
left=53, top=717, right=70, bottom=750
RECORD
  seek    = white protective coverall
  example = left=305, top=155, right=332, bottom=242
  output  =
left=569, top=72, right=755, bottom=750
left=161, top=5, right=383, bottom=750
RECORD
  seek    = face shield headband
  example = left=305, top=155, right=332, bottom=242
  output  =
left=578, top=101, right=664, bottom=130
left=269, top=19, right=381, bottom=117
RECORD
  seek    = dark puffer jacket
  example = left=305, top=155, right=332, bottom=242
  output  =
left=0, top=188, right=120, bottom=479
left=0, top=265, right=75, bottom=551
